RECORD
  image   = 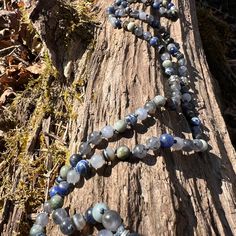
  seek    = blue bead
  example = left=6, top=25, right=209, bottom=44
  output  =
left=84, top=207, right=97, bottom=224
left=149, top=37, right=159, bottom=46
left=55, top=176, right=64, bottom=185
left=115, top=0, right=122, bottom=6
left=115, top=19, right=122, bottom=29
left=150, top=20, right=160, bottom=28
left=190, top=117, right=201, bottom=126
left=69, top=154, right=82, bottom=167
left=165, top=67, right=175, bottom=76
left=160, top=134, right=174, bottom=148
left=125, top=114, right=137, bottom=126
left=191, top=126, right=202, bottom=139
left=152, top=2, right=160, bottom=9
left=167, top=3, right=175, bottom=9
left=49, top=186, right=59, bottom=198
left=57, top=181, right=70, bottom=196
left=75, top=160, right=90, bottom=176
left=169, top=47, right=178, bottom=55
left=106, top=6, right=115, bottom=15
left=121, top=1, right=128, bottom=7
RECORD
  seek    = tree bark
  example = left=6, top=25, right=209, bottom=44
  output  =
left=2, top=0, right=236, bottom=235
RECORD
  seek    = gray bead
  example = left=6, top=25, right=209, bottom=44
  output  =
left=90, top=154, right=106, bottom=170
left=146, top=137, right=160, bottom=150
left=135, top=108, right=148, bottom=120
left=144, top=101, right=156, bottom=115
left=134, top=26, right=143, bottom=37
left=88, top=131, right=102, bottom=145
left=159, top=7, right=167, bottom=15
left=30, top=225, right=44, bottom=236
left=79, top=142, right=91, bottom=155
left=199, top=139, right=208, bottom=152
left=52, top=208, right=68, bottom=225
left=192, top=139, right=204, bottom=152
left=139, top=11, right=147, bottom=20
left=178, top=65, right=188, bottom=76
left=143, top=32, right=152, bottom=41
left=182, top=93, right=192, bottom=102
left=92, top=203, right=109, bottom=223
left=108, top=15, right=117, bottom=28
left=116, top=145, right=130, bottom=160
left=43, top=201, right=52, bottom=214
left=180, top=76, right=189, bottom=85
left=161, top=52, right=171, bottom=61
left=178, top=58, right=186, bottom=66
left=129, top=10, right=139, bottom=18
left=182, top=139, right=194, bottom=152
left=153, top=95, right=166, bottom=107
left=165, top=67, right=175, bottom=76
left=114, top=119, right=127, bottom=133
left=59, top=217, right=75, bottom=235
left=102, top=210, right=122, bottom=231
left=103, top=147, right=116, bottom=161
left=98, top=230, right=113, bottom=236
left=132, top=144, right=147, bottom=159
left=172, top=137, right=184, bottom=150
left=35, top=213, right=49, bottom=227
left=101, top=125, right=114, bottom=139
left=72, top=213, right=86, bottom=231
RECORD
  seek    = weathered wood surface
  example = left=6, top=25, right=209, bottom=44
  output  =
left=2, top=0, right=236, bottom=235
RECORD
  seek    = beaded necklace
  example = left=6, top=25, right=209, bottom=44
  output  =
left=29, top=1, right=208, bottom=235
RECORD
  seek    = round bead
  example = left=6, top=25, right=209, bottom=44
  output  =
left=172, top=137, right=184, bottom=150
left=149, top=37, right=159, bottom=46
left=180, top=76, right=189, bottom=85
left=153, top=2, right=160, bottom=9
left=84, top=207, right=97, bottom=224
left=90, top=154, right=106, bottom=170
left=29, top=225, right=44, bottom=236
left=43, top=201, right=52, bottom=214
left=125, top=114, right=138, bottom=126
left=153, top=95, right=166, bottom=107
left=165, top=67, right=175, bottom=76
left=127, top=22, right=135, bottom=32
left=98, top=229, right=113, bottom=236
left=59, top=217, right=75, bottom=235
left=182, top=139, right=194, bottom=152
left=192, top=126, right=202, bottom=139
left=178, top=58, right=186, bottom=66
left=159, top=7, right=167, bottom=15
left=182, top=93, right=192, bottom=102
left=134, top=26, right=143, bottom=37
left=116, top=145, right=130, bottom=160
left=143, top=32, right=152, bottom=41
left=88, top=131, right=102, bottom=145
left=66, top=169, right=80, bottom=185
left=162, top=60, right=173, bottom=68
left=192, top=139, right=204, bottom=152
left=103, top=147, right=116, bottom=161
left=50, top=195, right=64, bottom=210
left=132, top=144, right=147, bottom=159
left=101, top=125, right=114, bottom=139
left=146, top=137, right=161, bottom=150
left=75, top=160, right=90, bottom=176
left=160, top=134, right=174, bottom=148
left=139, top=11, right=147, bottom=20
left=92, top=203, right=109, bottom=223
left=199, top=139, right=208, bottom=151
left=59, top=165, right=71, bottom=180
left=55, top=176, right=64, bottom=185
left=79, top=142, right=91, bottom=155
left=102, top=210, right=122, bottom=231
left=160, top=52, right=171, bottom=61
left=57, top=181, right=70, bottom=196
left=69, top=154, right=82, bottom=167
left=135, top=108, right=148, bottom=120
left=178, top=66, right=188, bottom=76
left=114, top=119, right=127, bottom=133
left=35, top=213, right=49, bottom=227
left=106, top=6, right=115, bottom=15
left=190, top=117, right=201, bottom=126
left=72, top=213, right=86, bottom=231
left=144, top=101, right=156, bottom=115
left=49, top=186, right=59, bottom=198
left=52, top=208, right=68, bottom=225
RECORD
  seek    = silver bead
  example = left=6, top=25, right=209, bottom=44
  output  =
left=172, top=137, right=184, bottom=150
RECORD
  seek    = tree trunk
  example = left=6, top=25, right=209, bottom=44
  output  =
left=1, top=0, right=236, bottom=235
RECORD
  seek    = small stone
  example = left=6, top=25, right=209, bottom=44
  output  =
left=114, top=119, right=127, bottom=133
left=132, top=144, right=147, bottom=159
left=135, top=108, right=148, bottom=120
left=146, top=137, right=161, bottom=150
left=116, top=145, right=130, bottom=160
left=101, top=125, right=114, bottom=139
left=92, top=203, right=109, bottom=223
left=35, top=213, right=49, bottom=227
left=90, top=154, right=106, bottom=170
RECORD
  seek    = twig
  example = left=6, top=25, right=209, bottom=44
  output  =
left=0, top=45, right=20, bottom=56
left=12, top=53, right=30, bottom=66
left=43, top=131, right=67, bottom=145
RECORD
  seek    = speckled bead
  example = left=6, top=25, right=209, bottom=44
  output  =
left=146, top=136, right=161, bottom=150
left=135, top=108, right=148, bottom=120
left=75, top=160, right=90, bottom=176
left=160, top=134, right=174, bottom=148
left=149, top=37, right=159, bottom=46
left=59, top=165, right=71, bottom=180
left=134, top=26, right=143, bottom=37
left=103, top=147, right=116, bottom=161
left=114, top=119, right=127, bottom=133
left=29, top=225, right=44, bottom=236
left=49, top=186, right=59, bottom=198
left=59, top=217, right=75, bottom=235
left=92, top=203, right=109, bottom=223
left=52, top=208, right=68, bottom=225
left=125, top=114, right=138, bottom=126
left=49, top=195, right=64, bottom=210
left=143, top=32, right=152, bottom=41
left=132, top=144, right=147, bottom=159
left=116, top=145, right=131, bottom=160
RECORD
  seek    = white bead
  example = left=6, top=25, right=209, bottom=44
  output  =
left=135, top=108, right=148, bottom=120
left=92, top=203, right=109, bottom=223
left=101, top=125, right=114, bottom=139
left=172, top=137, right=184, bottom=150
left=67, top=169, right=80, bottom=185
left=90, top=154, right=106, bottom=170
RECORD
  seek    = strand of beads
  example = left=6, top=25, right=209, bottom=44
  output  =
left=106, top=0, right=203, bottom=139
